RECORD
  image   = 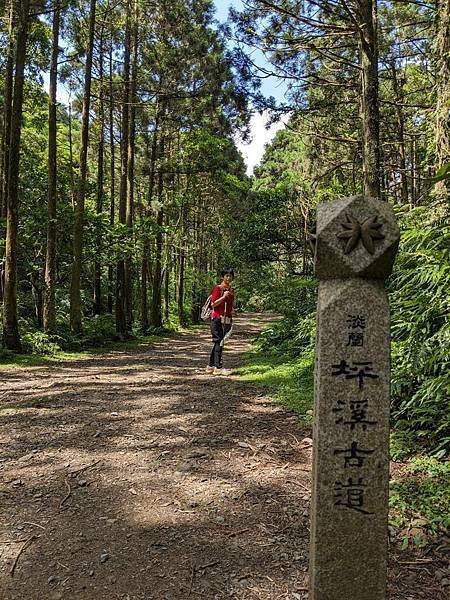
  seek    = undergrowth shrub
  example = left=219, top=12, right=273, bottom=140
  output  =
left=389, top=456, right=450, bottom=547
left=257, top=312, right=316, bottom=357
left=266, top=276, right=317, bottom=320
left=22, top=331, right=62, bottom=355
left=255, top=277, right=317, bottom=357
left=43, top=314, right=121, bottom=350
left=389, top=200, right=450, bottom=457
left=80, top=314, right=120, bottom=346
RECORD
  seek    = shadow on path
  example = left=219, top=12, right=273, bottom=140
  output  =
left=0, top=314, right=445, bottom=600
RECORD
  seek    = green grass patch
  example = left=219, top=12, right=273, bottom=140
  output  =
left=0, top=334, right=162, bottom=369
left=235, top=346, right=314, bottom=420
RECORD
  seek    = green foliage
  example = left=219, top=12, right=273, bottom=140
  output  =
left=389, top=200, right=450, bottom=456
left=389, top=456, right=450, bottom=548
left=433, top=162, right=450, bottom=183
left=75, top=314, right=119, bottom=347
left=236, top=279, right=317, bottom=420
left=265, top=276, right=317, bottom=319
left=237, top=348, right=314, bottom=419
left=13, top=315, right=120, bottom=356
left=390, top=430, right=419, bottom=462
left=0, top=348, right=17, bottom=362
left=256, top=313, right=315, bottom=357
left=22, top=331, right=62, bottom=355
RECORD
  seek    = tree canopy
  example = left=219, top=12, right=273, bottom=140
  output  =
left=0, top=0, right=448, bottom=458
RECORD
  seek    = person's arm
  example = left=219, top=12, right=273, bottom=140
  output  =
left=211, top=286, right=230, bottom=307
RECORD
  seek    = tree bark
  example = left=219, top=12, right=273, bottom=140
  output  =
left=163, top=227, right=170, bottom=324
left=0, top=0, right=15, bottom=220
left=107, top=31, right=115, bottom=314
left=190, top=209, right=202, bottom=323
left=2, top=0, right=31, bottom=351
left=140, top=110, right=159, bottom=331
left=434, top=0, right=450, bottom=197
left=115, top=0, right=131, bottom=336
left=390, top=60, right=408, bottom=205
left=357, top=0, right=381, bottom=198
left=43, top=0, right=61, bottom=333
left=151, top=120, right=165, bottom=328
left=0, top=0, right=15, bottom=303
left=94, top=22, right=105, bottom=316
left=151, top=197, right=164, bottom=328
left=177, top=196, right=188, bottom=326
left=68, top=100, right=76, bottom=209
left=69, top=0, right=97, bottom=333
left=124, top=0, right=138, bottom=332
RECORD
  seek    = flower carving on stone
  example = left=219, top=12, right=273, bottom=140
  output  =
left=337, top=214, right=385, bottom=254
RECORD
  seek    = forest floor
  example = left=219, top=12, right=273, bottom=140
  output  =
left=0, top=314, right=448, bottom=600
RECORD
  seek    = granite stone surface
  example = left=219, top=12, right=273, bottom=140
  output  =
left=314, top=195, right=400, bottom=280
left=309, top=197, right=399, bottom=600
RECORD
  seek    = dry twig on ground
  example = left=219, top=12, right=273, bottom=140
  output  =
left=10, top=535, right=39, bottom=577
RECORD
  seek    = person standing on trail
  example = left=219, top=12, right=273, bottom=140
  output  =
left=206, top=268, right=235, bottom=375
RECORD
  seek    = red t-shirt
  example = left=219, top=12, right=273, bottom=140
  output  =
left=211, top=285, right=234, bottom=319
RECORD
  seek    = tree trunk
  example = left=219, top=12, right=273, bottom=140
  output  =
left=151, top=125, right=165, bottom=328
left=43, top=0, right=61, bottom=333
left=164, top=240, right=170, bottom=324
left=2, top=0, right=31, bottom=351
left=140, top=245, right=149, bottom=331
left=115, top=0, right=131, bottom=336
left=124, top=0, right=138, bottom=332
left=0, top=0, right=15, bottom=219
left=0, top=0, right=15, bottom=303
left=31, top=271, right=44, bottom=329
left=434, top=0, right=450, bottom=198
left=93, top=23, right=105, bottom=316
left=390, top=60, right=408, bottom=205
left=178, top=246, right=186, bottom=326
left=69, top=0, right=97, bottom=333
left=68, top=100, right=76, bottom=209
left=151, top=200, right=164, bottom=328
left=107, top=32, right=116, bottom=314
left=357, top=0, right=381, bottom=198
left=141, top=110, right=159, bottom=331
left=190, top=210, right=201, bottom=323
left=178, top=192, right=188, bottom=326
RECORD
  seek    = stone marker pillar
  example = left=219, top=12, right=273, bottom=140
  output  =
left=309, top=196, right=400, bottom=600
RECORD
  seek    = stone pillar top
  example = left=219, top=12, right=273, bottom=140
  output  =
left=314, top=195, right=400, bottom=280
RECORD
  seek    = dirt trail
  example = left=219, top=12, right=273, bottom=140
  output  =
left=0, top=314, right=445, bottom=600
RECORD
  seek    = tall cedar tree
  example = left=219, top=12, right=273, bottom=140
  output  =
left=2, top=0, right=31, bottom=351
left=0, top=0, right=15, bottom=302
left=69, top=0, right=97, bottom=333
left=115, top=0, right=131, bottom=336
left=434, top=0, right=450, bottom=196
left=43, top=0, right=61, bottom=332
left=93, top=19, right=106, bottom=316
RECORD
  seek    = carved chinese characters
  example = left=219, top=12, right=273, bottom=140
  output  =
left=309, top=196, right=400, bottom=600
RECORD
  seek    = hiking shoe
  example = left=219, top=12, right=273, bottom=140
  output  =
left=205, top=365, right=215, bottom=374
left=213, top=368, right=233, bottom=376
